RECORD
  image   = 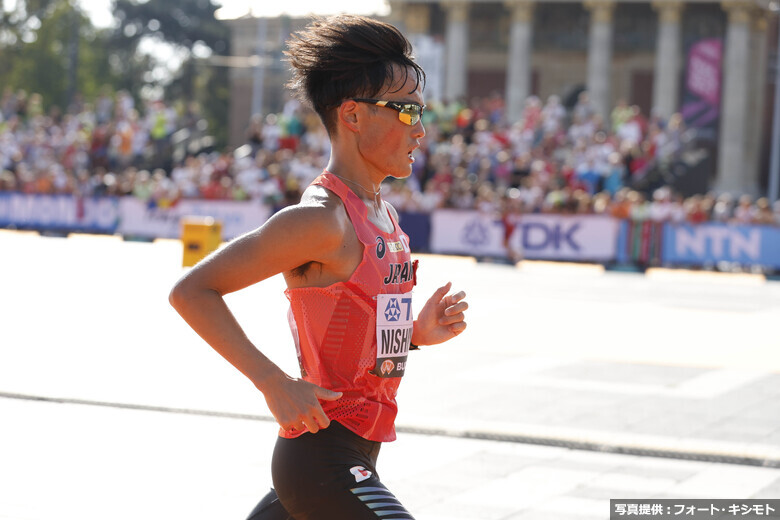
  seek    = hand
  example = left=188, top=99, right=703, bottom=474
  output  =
left=412, top=282, right=468, bottom=347
left=260, top=372, right=342, bottom=434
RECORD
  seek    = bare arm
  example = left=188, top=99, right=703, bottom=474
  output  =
left=411, top=282, right=468, bottom=347
left=384, top=202, right=469, bottom=347
left=169, top=200, right=348, bottom=433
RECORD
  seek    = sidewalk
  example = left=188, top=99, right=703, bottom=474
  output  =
left=2, top=395, right=779, bottom=520
left=1, top=231, right=779, bottom=519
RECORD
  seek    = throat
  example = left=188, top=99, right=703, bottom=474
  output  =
left=365, top=199, right=394, bottom=233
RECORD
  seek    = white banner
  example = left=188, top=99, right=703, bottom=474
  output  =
left=431, top=209, right=507, bottom=257
left=431, top=210, right=620, bottom=261
left=117, top=198, right=272, bottom=239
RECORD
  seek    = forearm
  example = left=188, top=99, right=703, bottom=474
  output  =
left=411, top=320, right=424, bottom=346
left=169, top=284, right=284, bottom=392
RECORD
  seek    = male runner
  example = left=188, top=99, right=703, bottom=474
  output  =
left=169, top=15, right=468, bottom=520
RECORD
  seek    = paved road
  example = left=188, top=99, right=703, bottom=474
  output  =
left=1, top=230, right=779, bottom=519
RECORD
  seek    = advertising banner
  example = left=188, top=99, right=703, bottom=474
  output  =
left=0, top=194, right=120, bottom=233
left=615, top=220, right=664, bottom=265
left=397, top=211, right=431, bottom=253
left=662, top=223, right=780, bottom=268
left=431, top=210, right=620, bottom=261
left=431, top=209, right=507, bottom=257
left=117, top=198, right=271, bottom=239
left=680, top=38, right=723, bottom=142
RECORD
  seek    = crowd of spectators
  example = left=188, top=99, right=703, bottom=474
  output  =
left=1, top=86, right=779, bottom=227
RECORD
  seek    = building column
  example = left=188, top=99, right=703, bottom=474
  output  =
left=505, top=0, right=535, bottom=124
left=403, top=3, right=431, bottom=37
left=405, top=3, right=442, bottom=101
left=745, top=11, right=769, bottom=194
left=442, top=0, right=470, bottom=102
left=387, top=0, right=407, bottom=33
left=651, top=0, right=683, bottom=120
left=717, top=1, right=754, bottom=195
left=584, top=0, right=616, bottom=124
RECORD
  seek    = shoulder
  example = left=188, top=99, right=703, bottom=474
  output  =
left=269, top=184, right=350, bottom=245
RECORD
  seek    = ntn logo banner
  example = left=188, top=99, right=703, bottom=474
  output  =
left=663, top=224, right=780, bottom=267
left=674, top=226, right=760, bottom=259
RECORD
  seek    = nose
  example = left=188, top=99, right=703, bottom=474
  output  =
left=412, top=119, right=425, bottom=139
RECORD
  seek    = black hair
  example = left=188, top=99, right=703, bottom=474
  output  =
left=285, top=15, right=425, bottom=135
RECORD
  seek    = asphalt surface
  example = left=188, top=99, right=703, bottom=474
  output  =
left=1, top=229, right=779, bottom=519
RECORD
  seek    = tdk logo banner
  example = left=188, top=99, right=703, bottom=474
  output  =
left=431, top=210, right=619, bottom=261
left=520, top=222, right=582, bottom=251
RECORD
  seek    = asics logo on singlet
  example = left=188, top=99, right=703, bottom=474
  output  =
left=384, top=298, right=401, bottom=321
left=350, top=465, right=372, bottom=483
left=376, top=236, right=386, bottom=259
left=380, top=360, right=395, bottom=376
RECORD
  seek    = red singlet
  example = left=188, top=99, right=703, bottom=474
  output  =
left=282, top=173, right=418, bottom=442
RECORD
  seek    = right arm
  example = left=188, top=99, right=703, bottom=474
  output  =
left=168, top=200, right=346, bottom=433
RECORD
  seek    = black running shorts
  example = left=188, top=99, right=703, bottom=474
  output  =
left=246, top=421, right=414, bottom=520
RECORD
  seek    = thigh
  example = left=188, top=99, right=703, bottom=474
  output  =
left=246, top=488, right=293, bottom=520
left=271, top=423, right=415, bottom=520
left=306, top=474, right=414, bottom=520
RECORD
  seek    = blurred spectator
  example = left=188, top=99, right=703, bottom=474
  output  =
left=732, top=194, right=755, bottom=224
left=753, top=198, right=775, bottom=226
left=0, top=88, right=776, bottom=229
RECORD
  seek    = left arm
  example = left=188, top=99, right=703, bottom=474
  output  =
left=412, top=281, right=468, bottom=346
left=384, top=202, right=468, bottom=346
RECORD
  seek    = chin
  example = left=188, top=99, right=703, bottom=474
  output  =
left=389, top=167, right=413, bottom=180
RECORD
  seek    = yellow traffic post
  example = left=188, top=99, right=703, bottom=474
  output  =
left=181, top=216, right=222, bottom=267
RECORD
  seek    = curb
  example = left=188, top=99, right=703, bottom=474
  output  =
left=3, top=391, right=778, bottom=469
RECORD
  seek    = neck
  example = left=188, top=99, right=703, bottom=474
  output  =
left=325, top=170, right=382, bottom=201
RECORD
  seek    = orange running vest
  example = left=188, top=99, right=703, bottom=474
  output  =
left=282, top=172, right=417, bottom=442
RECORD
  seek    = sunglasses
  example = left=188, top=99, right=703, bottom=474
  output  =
left=351, top=98, right=426, bottom=126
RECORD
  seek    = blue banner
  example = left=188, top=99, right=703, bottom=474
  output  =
left=662, top=223, right=780, bottom=268
left=397, top=211, right=431, bottom=253
left=0, top=193, right=120, bottom=233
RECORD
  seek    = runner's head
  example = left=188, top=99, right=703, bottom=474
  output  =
left=285, top=15, right=426, bottom=137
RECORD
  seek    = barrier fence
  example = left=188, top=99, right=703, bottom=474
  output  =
left=2, top=193, right=779, bottom=271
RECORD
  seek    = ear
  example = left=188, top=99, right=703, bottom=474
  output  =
left=337, top=100, right=361, bottom=134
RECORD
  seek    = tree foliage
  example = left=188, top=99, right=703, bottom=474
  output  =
left=0, top=0, right=129, bottom=112
left=1, top=0, right=231, bottom=148
left=111, top=0, right=229, bottom=55
left=109, top=0, right=231, bottom=147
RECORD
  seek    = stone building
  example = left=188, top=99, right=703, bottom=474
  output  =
left=225, top=1, right=776, bottom=196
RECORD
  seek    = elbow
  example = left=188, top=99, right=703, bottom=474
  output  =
left=169, top=274, right=220, bottom=312
left=168, top=279, right=187, bottom=312
left=169, top=275, right=199, bottom=312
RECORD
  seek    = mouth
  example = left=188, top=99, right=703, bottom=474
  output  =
left=408, top=145, right=419, bottom=162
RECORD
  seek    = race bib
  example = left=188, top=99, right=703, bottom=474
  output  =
left=373, top=292, right=413, bottom=378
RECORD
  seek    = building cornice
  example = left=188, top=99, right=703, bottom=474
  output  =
left=584, top=0, right=616, bottom=23
left=651, top=0, right=684, bottom=24
left=504, top=0, right=535, bottom=24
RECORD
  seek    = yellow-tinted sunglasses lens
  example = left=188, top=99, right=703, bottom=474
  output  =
left=398, top=105, right=421, bottom=126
